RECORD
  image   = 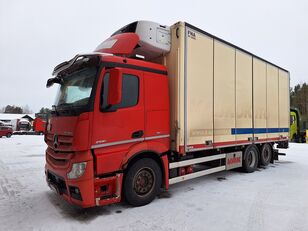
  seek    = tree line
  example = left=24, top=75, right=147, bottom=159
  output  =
left=290, top=82, right=308, bottom=121
left=0, top=105, right=51, bottom=115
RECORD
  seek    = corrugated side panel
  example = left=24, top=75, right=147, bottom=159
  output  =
left=186, top=28, right=214, bottom=149
left=279, top=70, right=289, bottom=138
left=165, top=22, right=185, bottom=152
left=235, top=51, right=253, bottom=142
left=213, top=40, right=236, bottom=143
left=253, top=58, right=267, bottom=140
left=266, top=64, right=279, bottom=139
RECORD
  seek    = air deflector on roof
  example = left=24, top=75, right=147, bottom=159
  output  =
left=95, top=33, right=140, bottom=56
left=95, top=21, right=171, bottom=60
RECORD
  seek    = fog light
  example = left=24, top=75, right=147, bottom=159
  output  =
left=67, top=162, right=87, bottom=179
left=69, top=186, right=82, bottom=200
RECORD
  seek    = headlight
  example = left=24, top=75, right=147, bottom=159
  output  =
left=67, top=162, right=87, bottom=179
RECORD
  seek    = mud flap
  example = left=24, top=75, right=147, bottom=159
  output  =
left=271, top=149, right=279, bottom=163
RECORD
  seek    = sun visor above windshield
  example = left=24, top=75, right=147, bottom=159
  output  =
left=95, top=33, right=140, bottom=56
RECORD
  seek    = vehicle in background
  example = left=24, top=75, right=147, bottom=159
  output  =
left=0, top=125, right=13, bottom=138
left=44, top=21, right=290, bottom=208
left=33, top=115, right=48, bottom=135
left=290, top=108, right=307, bottom=143
left=17, top=119, right=32, bottom=134
left=0, top=121, right=13, bottom=128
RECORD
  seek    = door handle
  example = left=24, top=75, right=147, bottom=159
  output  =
left=132, top=130, right=144, bottom=139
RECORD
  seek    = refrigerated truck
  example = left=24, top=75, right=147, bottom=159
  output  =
left=45, top=21, right=290, bottom=208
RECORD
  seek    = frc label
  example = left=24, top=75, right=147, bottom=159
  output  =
left=188, top=30, right=196, bottom=39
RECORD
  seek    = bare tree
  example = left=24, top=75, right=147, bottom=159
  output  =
left=22, top=105, right=33, bottom=114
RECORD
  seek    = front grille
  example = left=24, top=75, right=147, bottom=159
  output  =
left=47, top=171, right=67, bottom=195
left=46, top=147, right=73, bottom=168
left=45, top=132, right=74, bottom=167
left=45, top=133, right=73, bottom=152
left=47, top=153, right=68, bottom=166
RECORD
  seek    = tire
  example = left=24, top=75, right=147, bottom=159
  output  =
left=6, top=133, right=12, bottom=138
left=242, top=145, right=259, bottom=173
left=124, top=158, right=162, bottom=207
left=259, top=143, right=272, bottom=166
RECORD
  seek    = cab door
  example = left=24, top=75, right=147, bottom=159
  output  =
left=92, top=68, right=144, bottom=175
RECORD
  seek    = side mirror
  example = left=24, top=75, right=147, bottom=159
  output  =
left=46, top=78, right=54, bottom=88
left=46, top=77, right=63, bottom=88
left=107, top=68, right=122, bottom=106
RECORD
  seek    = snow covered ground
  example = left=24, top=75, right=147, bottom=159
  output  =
left=0, top=136, right=308, bottom=231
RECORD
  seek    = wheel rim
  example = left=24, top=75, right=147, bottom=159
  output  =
left=263, top=148, right=270, bottom=163
left=133, top=167, right=155, bottom=196
left=247, top=150, right=256, bottom=167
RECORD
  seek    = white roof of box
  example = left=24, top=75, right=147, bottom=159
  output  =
left=0, top=113, right=35, bottom=120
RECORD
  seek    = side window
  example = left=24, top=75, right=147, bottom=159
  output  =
left=101, top=73, right=139, bottom=111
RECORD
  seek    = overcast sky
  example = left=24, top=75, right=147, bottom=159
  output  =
left=0, top=0, right=307, bottom=112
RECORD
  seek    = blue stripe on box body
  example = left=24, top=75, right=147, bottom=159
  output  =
left=231, top=128, right=289, bottom=135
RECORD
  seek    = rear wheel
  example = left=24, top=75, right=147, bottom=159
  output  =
left=6, top=133, right=12, bottom=138
left=260, top=144, right=272, bottom=166
left=124, top=158, right=162, bottom=207
left=242, top=145, right=259, bottom=173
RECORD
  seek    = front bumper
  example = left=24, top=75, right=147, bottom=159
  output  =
left=45, top=150, right=123, bottom=208
left=45, top=161, right=96, bottom=208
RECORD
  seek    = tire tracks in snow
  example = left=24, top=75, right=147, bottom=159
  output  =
left=0, top=159, right=23, bottom=200
left=246, top=189, right=269, bottom=231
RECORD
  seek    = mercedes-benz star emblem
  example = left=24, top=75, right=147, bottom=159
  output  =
left=53, top=134, right=59, bottom=149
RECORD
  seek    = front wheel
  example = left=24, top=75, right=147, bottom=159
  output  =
left=124, top=158, right=162, bottom=207
left=6, top=133, right=12, bottom=138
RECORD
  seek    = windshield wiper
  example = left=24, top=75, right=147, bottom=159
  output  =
left=56, top=103, right=78, bottom=115
left=51, top=105, right=59, bottom=116
left=57, top=103, right=74, bottom=107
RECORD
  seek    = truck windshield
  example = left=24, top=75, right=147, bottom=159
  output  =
left=54, top=67, right=97, bottom=110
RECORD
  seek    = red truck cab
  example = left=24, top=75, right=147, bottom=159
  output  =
left=33, top=117, right=47, bottom=134
left=45, top=50, right=170, bottom=207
